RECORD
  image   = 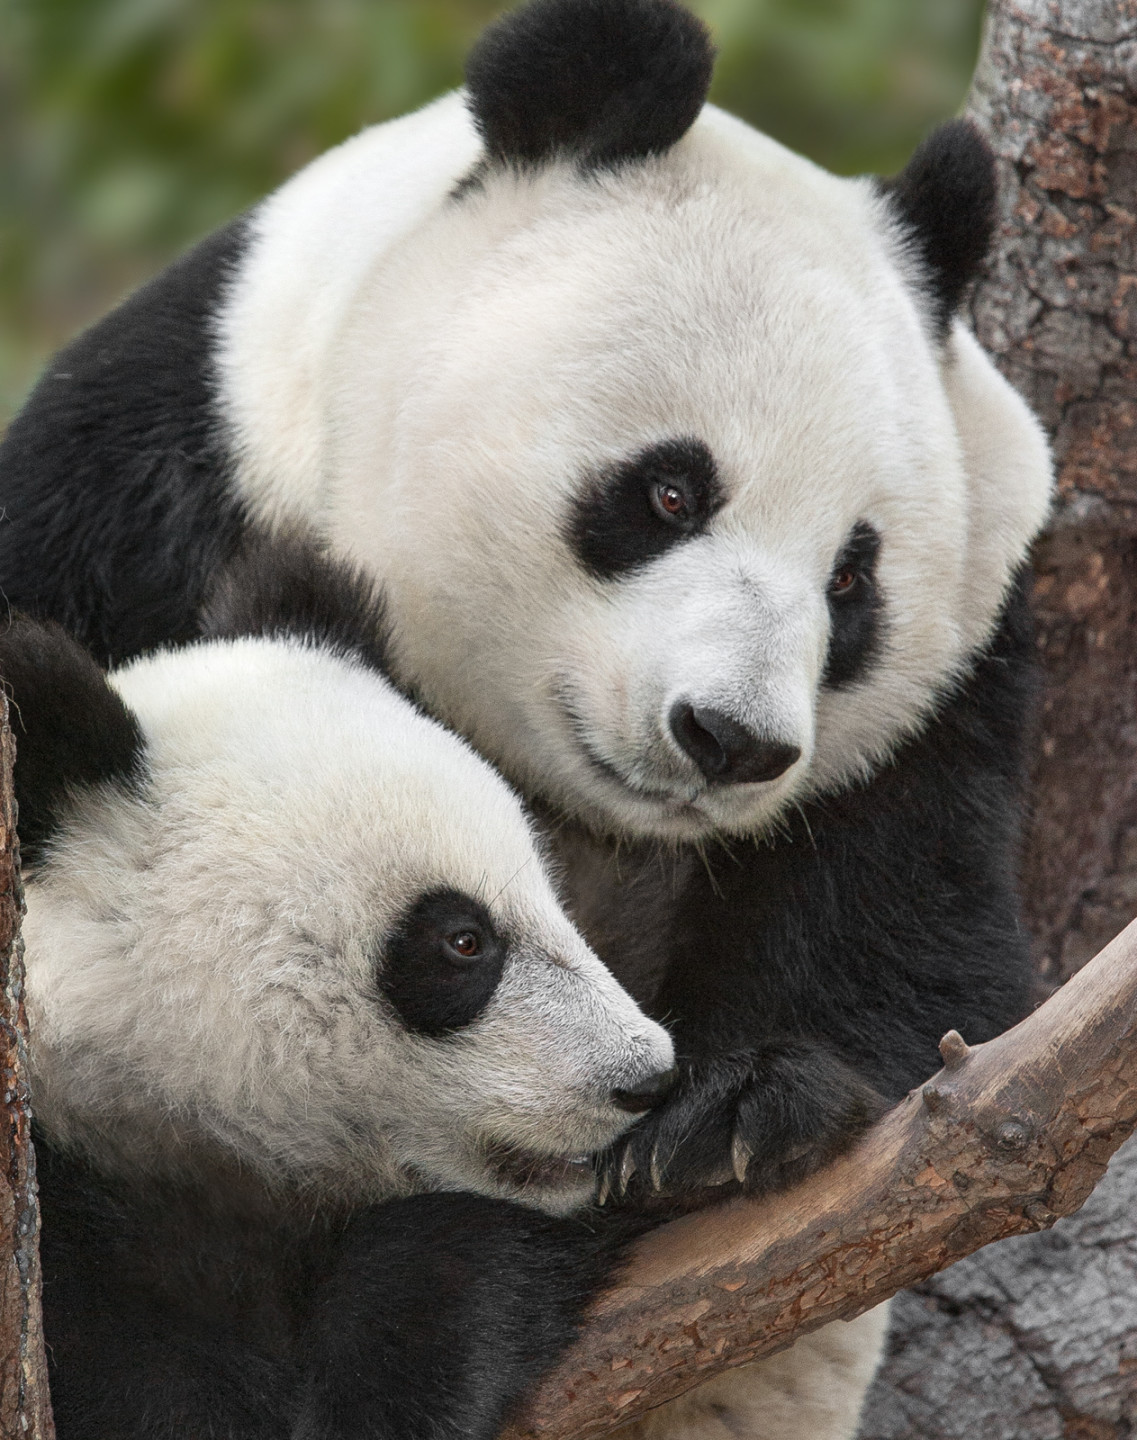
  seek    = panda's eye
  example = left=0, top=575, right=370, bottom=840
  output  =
left=566, top=437, right=723, bottom=580
left=379, top=889, right=506, bottom=1037
left=823, top=521, right=884, bottom=690
left=651, top=483, right=690, bottom=523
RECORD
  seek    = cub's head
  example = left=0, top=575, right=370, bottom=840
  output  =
left=316, top=0, right=1051, bottom=841
left=6, top=543, right=674, bottom=1216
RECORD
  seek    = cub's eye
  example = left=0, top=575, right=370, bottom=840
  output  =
left=447, top=930, right=482, bottom=960
left=651, top=482, right=691, bottom=523
left=829, top=566, right=858, bottom=595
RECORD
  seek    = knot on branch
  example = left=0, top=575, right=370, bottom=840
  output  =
left=995, top=1117, right=1032, bottom=1153
left=938, top=1030, right=972, bottom=1069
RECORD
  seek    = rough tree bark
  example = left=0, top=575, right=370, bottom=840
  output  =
left=971, top=0, right=1137, bottom=984
left=0, top=698, right=53, bottom=1440
left=858, top=2, right=1137, bottom=1434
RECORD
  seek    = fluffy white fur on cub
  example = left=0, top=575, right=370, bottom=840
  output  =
left=19, top=623, right=673, bottom=1218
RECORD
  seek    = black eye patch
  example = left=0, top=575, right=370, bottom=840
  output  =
left=377, top=889, right=506, bottom=1038
left=565, top=437, right=724, bottom=580
left=823, top=521, right=885, bottom=689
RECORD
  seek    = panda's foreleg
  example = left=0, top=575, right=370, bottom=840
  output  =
left=609, top=1305, right=891, bottom=1440
left=291, top=1191, right=628, bottom=1440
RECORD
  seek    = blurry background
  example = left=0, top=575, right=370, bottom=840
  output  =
left=0, top=0, right=985, bottom=429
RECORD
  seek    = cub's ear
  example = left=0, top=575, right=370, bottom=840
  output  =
left=465, top=0, right=714, bottom=171
left=0, top=614, right=144, bottom=866
left=882, top=120, right=998, bottom=339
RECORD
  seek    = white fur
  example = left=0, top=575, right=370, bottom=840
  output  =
left=23, top=636, right=673, bottom=1216
left=215, top=95, right=1052, bottom=842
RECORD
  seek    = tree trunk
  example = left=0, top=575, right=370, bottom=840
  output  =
left=858, top=2, right=1137, bottom=1434
left=0, top=700, right=53, bottom=1440
left=969, top=0, right=1137, bottom=984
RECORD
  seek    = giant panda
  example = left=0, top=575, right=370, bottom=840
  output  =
left=4, top=535, right=677, bottom=1440
left=0, top=0, right=1053, bottom=1436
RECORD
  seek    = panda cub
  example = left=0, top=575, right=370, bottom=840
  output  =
left=5, top=537, right=675, bottom=1440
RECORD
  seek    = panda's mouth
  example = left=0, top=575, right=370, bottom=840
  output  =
left=483, top=1140, right=597, bottom=1193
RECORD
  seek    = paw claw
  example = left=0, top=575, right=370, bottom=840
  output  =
left=618, top=1146, right=637, bottom=1197
left=649, top=1142, right=665, bottom=1192
left=597, top=1169, right=610, bottom=1206
left=731, top=1129, right=752, bottom=1186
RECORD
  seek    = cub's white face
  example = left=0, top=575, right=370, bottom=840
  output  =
left=223, top=102, right=1052, bottom=842
left=23, top=638, right=673, bottom=1216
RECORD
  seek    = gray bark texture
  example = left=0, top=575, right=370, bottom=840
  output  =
left=0, top=701, right=53, bottom=1440
left=859, top=1, right=1137, bottom=1435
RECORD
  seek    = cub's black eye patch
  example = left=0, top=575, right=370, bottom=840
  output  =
left=378, top=889, right=506, bottom=1037
left=823, top=521, right=885, bottom=689
left=565, top=437, right=724, bottom=580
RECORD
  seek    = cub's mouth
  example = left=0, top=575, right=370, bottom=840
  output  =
left=483, top=1140, right=597, bottom=1193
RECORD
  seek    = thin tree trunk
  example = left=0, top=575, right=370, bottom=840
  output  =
left=0, top=699, right=53, bottom=1439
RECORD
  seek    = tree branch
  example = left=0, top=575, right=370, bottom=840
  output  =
left=502, top=914, right=1137, bottom=1440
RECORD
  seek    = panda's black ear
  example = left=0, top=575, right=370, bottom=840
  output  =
left=0, top=614, right=145, bottom=867
left=465, top=0, right=715, bottom=171
left=882, top=120, right=998, bottom=339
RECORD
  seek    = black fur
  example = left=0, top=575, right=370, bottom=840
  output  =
left=823, top=520, right=884, bottom=688
left=0, top=219, right=250, bottom=667
left=37, top=1132, right=630, bottom=1440
left=465, top=0, right=714, bottom=170
left=292, top=1195, right=626, bottom=1440
left=881, top=120, right=998, bottom=339
left=566, top=437, right=724, bottom=580
left=202, top=528, right=393, bottom=677
left=0, top=614, right=144, bottom=868
left=571, top=573, right=1039, bottom=1206
left=379, top=889, right=508, bottom=1037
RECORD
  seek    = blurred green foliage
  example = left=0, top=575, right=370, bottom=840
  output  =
left=0, top=0, right=984, bottom=427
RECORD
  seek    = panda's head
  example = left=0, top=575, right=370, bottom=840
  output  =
left=309, top=0, right=1051, bottom=841
left=6, top=545, right=674, bottom=1216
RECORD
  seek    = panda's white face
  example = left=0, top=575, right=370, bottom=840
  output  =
left=281, top=106, right=1052, bottom=841
left=22, top=638, right=673, bottom=1216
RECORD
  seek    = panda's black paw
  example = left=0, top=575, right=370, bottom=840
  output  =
left=597, top=1043, right=886, bottom=1209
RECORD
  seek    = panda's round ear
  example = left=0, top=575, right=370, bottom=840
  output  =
left=0, top=614, right=144, bottom=867
left=465, top=0, right=715, bottom=171
left=881, top=120, right=998, bottom=339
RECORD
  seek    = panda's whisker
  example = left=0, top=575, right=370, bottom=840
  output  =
left=485, top=857, right=534, bottom=909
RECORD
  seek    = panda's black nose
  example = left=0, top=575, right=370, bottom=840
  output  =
left=668, top=701, right=801, bottom=786
left=611, top=1065, right=679, bottom=1114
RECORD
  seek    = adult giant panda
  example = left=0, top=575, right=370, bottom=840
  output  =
left=6, top=536, right=676, bottom=1440
left=0, top=0, right=1053, bottom=1435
